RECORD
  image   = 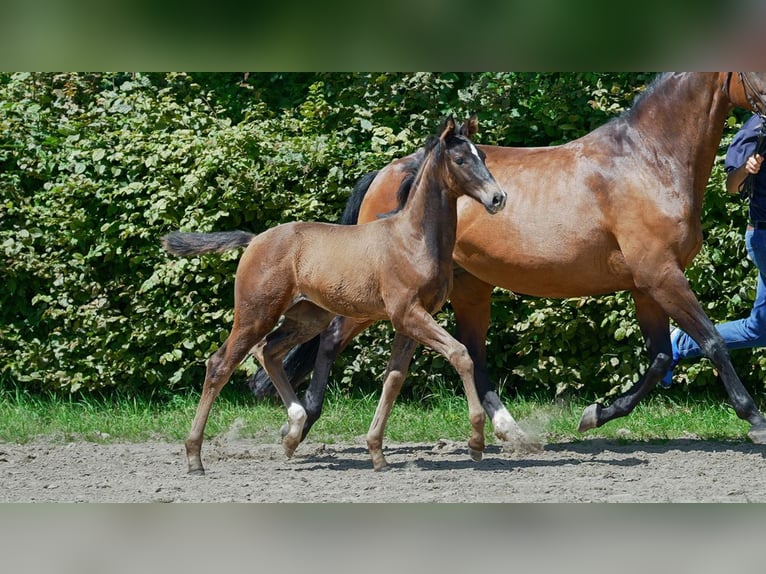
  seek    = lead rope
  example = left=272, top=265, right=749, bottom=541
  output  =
left=739, top=114, right=766, bottom=201
left=736, top=73, right=766, bottom=200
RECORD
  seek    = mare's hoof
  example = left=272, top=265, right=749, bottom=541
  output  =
left=578, top=403, right=601, bottom=433
left=187, top=467, right=205, bottom=476
left=747, top=426, right=766, bottom=445
left=469, top=447, right=483, bottom=462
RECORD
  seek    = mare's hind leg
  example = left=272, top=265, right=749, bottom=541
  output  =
left=659, top=281, right=766, bottom=443
left=582, top=271, right=766, bottom=443
left=578, top=290, right=672, bottom=432
left=186, top=322, right=267, bottom=475
left=252, top=301, right=335, bottom=457
left=451, top=270, right=527, bottom=444
left=396, top=307, right=486, bottom=461
left=366, top=333, right=418, bottom=471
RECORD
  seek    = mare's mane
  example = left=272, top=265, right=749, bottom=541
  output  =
left=390, top=74, right=680, bottom=213
left=614, top=72, right=688, bottom=124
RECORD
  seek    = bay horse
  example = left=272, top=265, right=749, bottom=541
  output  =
left=251, top=72, right=766, bottom=445
left=162, top=116, right=513, bottom=474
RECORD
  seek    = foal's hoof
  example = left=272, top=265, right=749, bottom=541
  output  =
left=747, top=426, right=766, bottom=445
left=578, top=403, right=602, bottom=433
left=187, top=467, right=205, bottom=476
left=468, top=447, right=483, bottom=462
left=280, top=422, right=289, bottom=438
left=283, top=439, right=299, bottom=459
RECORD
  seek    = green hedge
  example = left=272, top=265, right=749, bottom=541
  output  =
left=1, top=72, right=760, bottom=400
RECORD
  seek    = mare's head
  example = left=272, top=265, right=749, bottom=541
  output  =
left=425, top=114, right=506, bottom=214
left=725, top=73, right=766, bottom=116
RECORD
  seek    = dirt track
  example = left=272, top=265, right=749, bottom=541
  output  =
left=3, top=430, right=766, bottom=502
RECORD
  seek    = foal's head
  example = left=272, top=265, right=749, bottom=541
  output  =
left=424, top=115, right=506, bottom=214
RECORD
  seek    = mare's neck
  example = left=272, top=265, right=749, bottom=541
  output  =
left=626, top=72, right=731, bottom=206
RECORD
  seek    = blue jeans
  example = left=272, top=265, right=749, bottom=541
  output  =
left=673, top=227, right=766, bottom=362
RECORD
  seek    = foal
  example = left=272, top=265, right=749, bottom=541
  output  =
left=162, top=116, right=507, bottom=473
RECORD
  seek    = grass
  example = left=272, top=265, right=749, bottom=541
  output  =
left=0, top=383, right=755, bottom=446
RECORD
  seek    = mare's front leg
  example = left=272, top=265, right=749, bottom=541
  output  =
left=450, top=270, right=527, bottom=444
left=300, top=316, right=375, bottom=441
left=578, top=290, right=673, bottom=432
left=396, top=307, right=486, bottom=461
left=366, top=333, right=418, bottom=471
left=269, top=316, right=375, bottom=443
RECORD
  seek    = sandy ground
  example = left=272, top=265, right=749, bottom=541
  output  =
left=2, top=430, right=766, bottom=502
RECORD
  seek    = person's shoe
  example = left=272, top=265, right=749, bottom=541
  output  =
left=660, top=328, right=681, bottom=388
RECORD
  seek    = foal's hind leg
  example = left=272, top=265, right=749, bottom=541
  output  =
left=252, top=302, right=335, bottom=457
left=366, top=333, right=418, bottom=471
left=186, top=323, right=265, bottom=475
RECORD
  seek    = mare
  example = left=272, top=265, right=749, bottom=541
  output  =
left=250, top=72, right=766, bottom=445
left=162, top=116, right=510, bottom=474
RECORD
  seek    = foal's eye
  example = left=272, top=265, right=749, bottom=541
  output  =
left=455, top=157, right=465, bottom=165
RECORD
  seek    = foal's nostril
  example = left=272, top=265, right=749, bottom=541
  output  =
left=492, top=191, right=507, bottom=210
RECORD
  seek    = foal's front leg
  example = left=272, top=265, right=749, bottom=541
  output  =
left=397, top=308, right=486, bottom=462
left=450, top=271, right=527, bottom=444
left=366, top=333, right=418, bottom=471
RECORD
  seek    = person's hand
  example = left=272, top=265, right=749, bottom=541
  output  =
left=745, top=153, right=763, bottom=175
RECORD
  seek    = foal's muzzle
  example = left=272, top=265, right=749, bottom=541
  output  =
left=485, top=190, right=507, bottom=214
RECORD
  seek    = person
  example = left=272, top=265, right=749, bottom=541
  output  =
left=663, top=113, right=766, bottom=387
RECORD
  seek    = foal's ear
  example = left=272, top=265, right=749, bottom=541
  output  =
left=459, top=113, right=479, bottom=140
left=439, top=115, right=456, bottom=141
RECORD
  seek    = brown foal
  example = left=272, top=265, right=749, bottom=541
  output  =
left=162, top=115, right=513, bottom=473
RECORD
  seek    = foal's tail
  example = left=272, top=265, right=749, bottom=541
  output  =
left=247, top=170, right=379, bottom=398
left=161, top=230, right=255, bottom=257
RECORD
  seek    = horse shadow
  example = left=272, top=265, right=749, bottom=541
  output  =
left=288, top=438, right=766, bottom=473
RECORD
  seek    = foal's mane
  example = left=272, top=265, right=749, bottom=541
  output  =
left=388, top=125, right=462, bottom=216
left=378, top=128, right=450, bottom=218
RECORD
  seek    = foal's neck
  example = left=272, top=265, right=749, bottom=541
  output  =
left=398, top=155, right=459, bottom=263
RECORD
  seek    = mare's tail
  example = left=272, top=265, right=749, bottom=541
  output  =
left=161, top=231, right=255, bottom=257
left=247, top=170, right=379, bottom=398
left=338, top=170, right=379, bottom=224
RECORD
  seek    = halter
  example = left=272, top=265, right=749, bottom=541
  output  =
left=723, top=72, right=766, bottom=118
left=738, top=72, right=766, bottom=118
